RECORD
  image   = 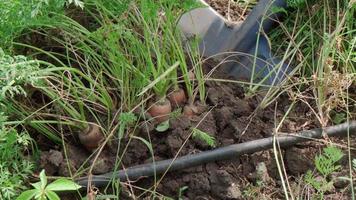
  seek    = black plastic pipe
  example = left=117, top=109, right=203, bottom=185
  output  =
left=77, top=121, right=356, bottom=187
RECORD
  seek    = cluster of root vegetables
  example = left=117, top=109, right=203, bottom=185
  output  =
left=78, top=70, right=202, bottom=153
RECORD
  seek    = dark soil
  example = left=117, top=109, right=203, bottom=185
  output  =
left=205, top=0, right=251, bottom=21
left=38, top=61, right=356, bottom=200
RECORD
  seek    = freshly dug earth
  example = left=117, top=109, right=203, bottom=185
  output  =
left=205, top=0, right=251, bottom=21
left=39, top=61, right=356, bottom=199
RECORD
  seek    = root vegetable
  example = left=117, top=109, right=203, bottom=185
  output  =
left=168, top=87, right=187, bottom=107
left=148, top=98, right=172, bottom=124
left=79, top=124, right=104, bottom=151
left=188, top=71, right=195, bottom=80
left=183, top=104, right=199, bottom=118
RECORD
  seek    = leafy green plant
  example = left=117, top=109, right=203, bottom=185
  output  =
left=17, top=170, right=81, bottom=200
left=178, top=186, right=188, bottom=200
left=286, top=0, right=308, bottom=8
left=0, top=48, right=41, bottom=100
left=192, top=128, right=216, bottom=148
left=315, top=146, right=344, bottom=176
left=0, top=115, right=34, bottom=199
left=118, top=112, right=137, bottom=139
left=0, top=0, right=84, bottom=48
left=305, top=146, right=344, bottom=198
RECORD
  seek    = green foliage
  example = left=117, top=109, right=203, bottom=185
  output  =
left=315, top=146, right=344, bottom=177
left=0, top=113, right=34, bottom=199
left=0, top=49, right=39, bottom=199
left=0, top=48, right=41, bottom=101
left=286, top=0, right=307, bottom=8
left=304, top=146, right=344, bottom=198
left=0, top=0, right=83, bottom=49
left=16, top=170, right=81, bottom=200
left=192, top=128, right=216, bottom=148
left=178, top=186, right=188, bottom=200
left=155, top=120, right=170, bottom=132
left=118, top=113, right=137, bottom=139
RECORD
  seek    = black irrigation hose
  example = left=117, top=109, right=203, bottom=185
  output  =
left=77, top=121, right=356, bottom=187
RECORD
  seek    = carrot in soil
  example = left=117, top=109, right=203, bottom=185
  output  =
left=168, top=87, right=187, bottom=108
left=183, top=104, right=199, bottom=117
left=78, top=123, right=104, bottom=151
left=188, top=70, right=195, bottom=80
left=148, top=98, right=172, bottom=124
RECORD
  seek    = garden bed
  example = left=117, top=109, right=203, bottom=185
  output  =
left=37, top=61, right=355, bottom=199
left=1, top=0, right=355, bottom=199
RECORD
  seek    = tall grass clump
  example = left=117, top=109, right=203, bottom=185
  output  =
left=0, top=0, right=84, bottom=50
left=267, top=0, right=355, bottom=198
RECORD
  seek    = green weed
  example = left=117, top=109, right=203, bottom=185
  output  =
left=304, top=146, right=344, bottom=199
left=0, top=120, right=34, bottom=199
left=16, top=169, right=81, bottom=200
left=192, top=128, right=216, bottom=148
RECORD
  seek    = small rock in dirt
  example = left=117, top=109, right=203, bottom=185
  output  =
left=164, top=179, right=181, bottom=194
left=214, top=106, right=234, bottom=130
left=248, top=162, right=271, bottom=183
left=285, top=148, right=314, bottom=176
left=196, top=112, right=217, bottom=136
left=58, top=159, right=76, bottom=177
left=205, top=162, right=219, bottom=172
left=40, top=149, right=65, bottom=176
left=188, top=173, right=211, bottom=195
left=207, top=87, right=220, bottom=105
left=170, top=116, right=191, bottom=130
left=209, top=170, right=242, bottom=199
left=139, top=121, right=155, bottom=134
left=47, top=150, right=63, bottom=167
left=241, top=160, right=255, bottom=176
left=64, top=144, right=89, bottom=167
left=91, top=154, right=113, bottom=174
left=221, top=138, right=235, bottom=145
left=166, top=133, right=183, bottom=155
left=222, top=119, right=244, bottom=140
left=233, top=99, right=251, bottom=116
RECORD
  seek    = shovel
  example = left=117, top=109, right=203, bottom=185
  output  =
left=178, top=0, right=291, bottom=85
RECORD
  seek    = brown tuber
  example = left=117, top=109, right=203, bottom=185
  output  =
left=148, top=98, right=172, bottom=124
left=79, top=123, right=104, bottom=151
left=188, top=70, right=195, bottom=80
left=183, top=104, right=199, bottom=118
left=168, top=87, right=187, bottom=108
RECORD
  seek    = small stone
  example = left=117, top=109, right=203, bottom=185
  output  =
left=166, top=133, right=183, bottom=155
left=255, top=162, right=271, bottom=183
left=91, top=155, right=112, bottom=174
left=209, top=170, right=242, bottom=199
left=214, top=106, right=234, bottom=130
left=233, top=99, right=251, bottom=116
left=223, top=120, right=243, bottom=139
left=285, top=148, right=314, bottom=176
left=189, top=173, right=210, bottom=195
left=58, top=160, right=76, bottom=177
left=207, top=88, right=220, bottom=105
left=47, top=150, right=63, bottom=167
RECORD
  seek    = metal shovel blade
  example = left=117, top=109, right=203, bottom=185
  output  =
left=178, top=0, right=291, bottom=85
